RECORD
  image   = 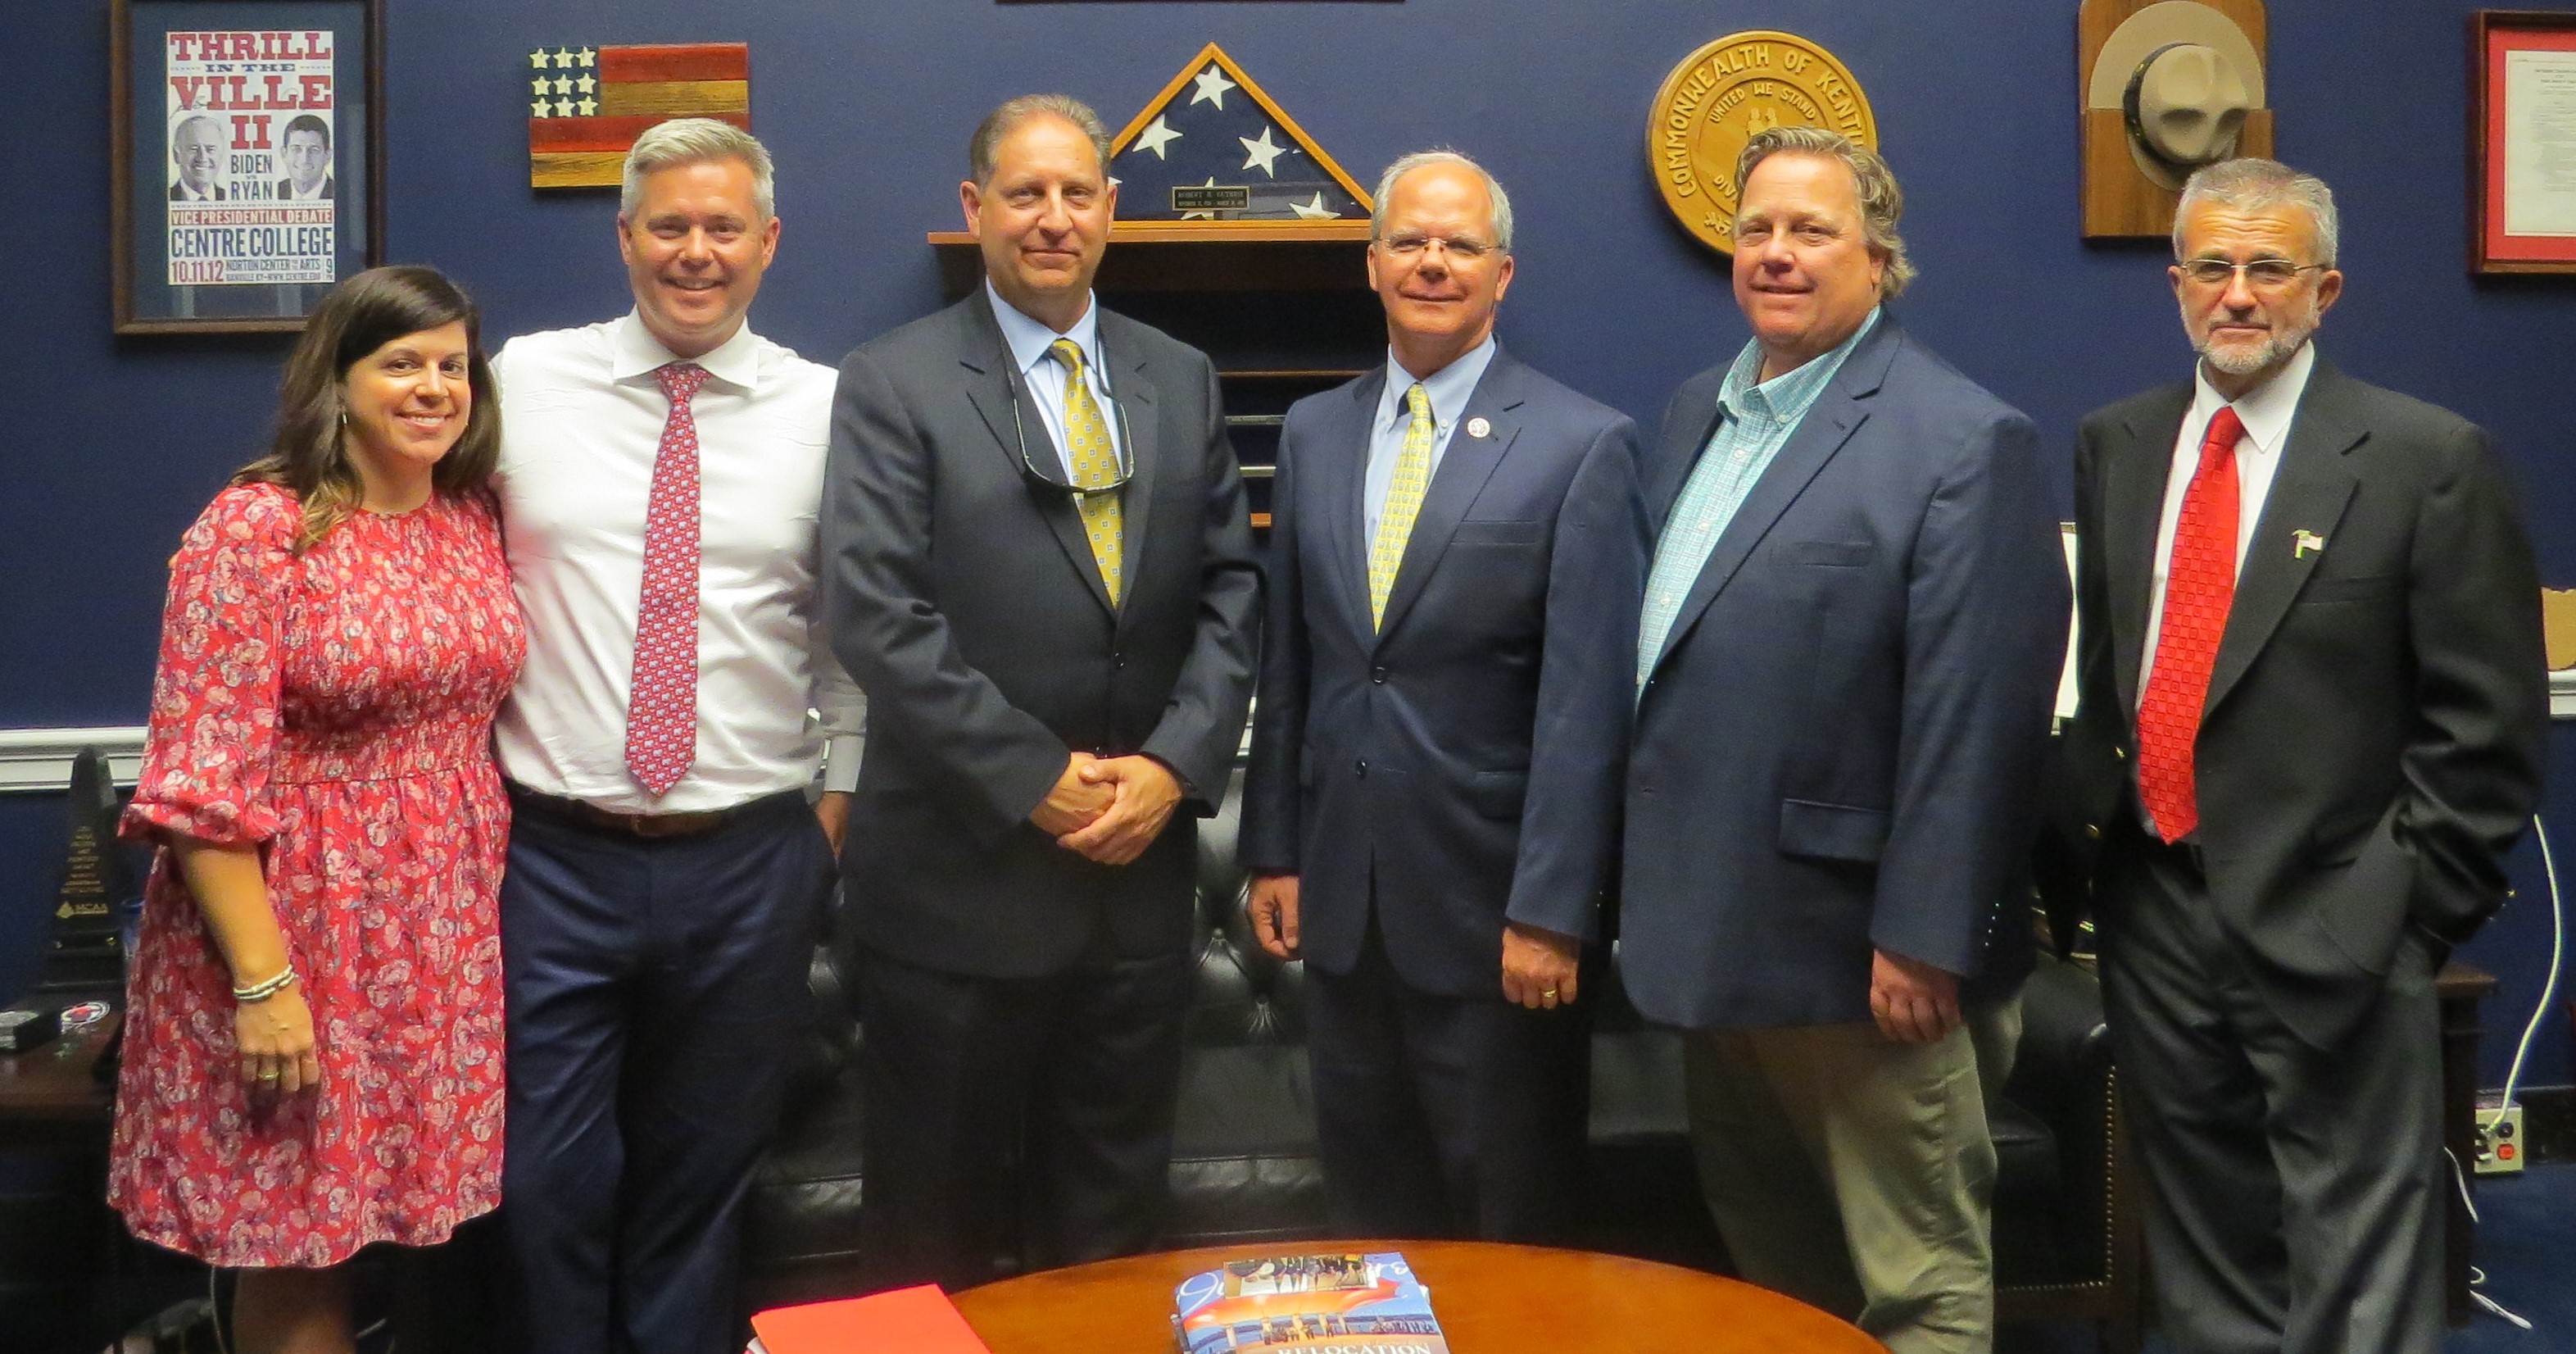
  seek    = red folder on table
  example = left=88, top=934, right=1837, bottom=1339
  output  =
left=751, top=1284, right=991, bottom=1353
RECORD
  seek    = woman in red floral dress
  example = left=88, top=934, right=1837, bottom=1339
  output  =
left=111, top=266, right=525, bottom=1354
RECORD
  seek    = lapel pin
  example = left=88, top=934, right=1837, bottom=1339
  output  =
left=1466, top=416, right=1490, bottom=439
left=2293, top=529, right=2326, bottom=559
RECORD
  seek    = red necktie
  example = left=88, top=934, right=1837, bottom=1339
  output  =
left=2136, top=406, right=2246, bottom=843
left=626, top=361, right=710, bottom=797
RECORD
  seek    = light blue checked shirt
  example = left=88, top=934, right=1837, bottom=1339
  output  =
left=1636, top=307, right=1881, bottom=689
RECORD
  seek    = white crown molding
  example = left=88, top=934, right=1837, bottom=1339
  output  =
left=0, top=727, right=147, bottom=794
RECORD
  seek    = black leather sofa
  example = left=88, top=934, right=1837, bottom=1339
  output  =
left=742, top=769, right=2143, bottom=1352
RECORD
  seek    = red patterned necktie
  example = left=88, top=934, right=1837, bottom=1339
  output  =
left=2136, top=405, right=2246, bottom=843
left=625, top=361, right=710, bottom=797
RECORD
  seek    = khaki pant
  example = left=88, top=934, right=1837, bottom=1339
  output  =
left=1683, top=1001, right=2020, bottom=1354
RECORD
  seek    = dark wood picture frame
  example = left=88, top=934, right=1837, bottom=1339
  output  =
left=2469, top=10, right=2576, bottom=275
left=110, top=0, right=386, bottom=334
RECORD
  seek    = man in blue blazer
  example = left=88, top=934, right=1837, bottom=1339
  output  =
left=1621, top=127, right=2064, bottom=1354
left=1241, top=152, right=1643, bottom=1241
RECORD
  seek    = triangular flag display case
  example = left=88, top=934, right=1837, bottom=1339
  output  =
left=930, top=44, right=1389, bottom=527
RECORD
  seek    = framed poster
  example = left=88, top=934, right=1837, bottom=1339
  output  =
left=2471, top=11, right=2576, bottom=275
left=110, top=0, right=384, bottom=333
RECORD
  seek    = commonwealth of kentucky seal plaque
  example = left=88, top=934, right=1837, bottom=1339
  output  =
left=1648, top=30, right=1879, bottom=253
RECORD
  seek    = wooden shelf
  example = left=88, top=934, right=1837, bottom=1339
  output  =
left=932, top=225, right=1372, bottom=298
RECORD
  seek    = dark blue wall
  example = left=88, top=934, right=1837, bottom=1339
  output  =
left=5, top=0, right=2570, bottom=1085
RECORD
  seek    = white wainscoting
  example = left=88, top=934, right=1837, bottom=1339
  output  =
left=0, top=727, right=147, bottom=793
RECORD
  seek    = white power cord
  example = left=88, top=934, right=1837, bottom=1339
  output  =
left=2500, top=814, right=2568, bottom=1114
left=2449, top=812, right=2569, bottom=1334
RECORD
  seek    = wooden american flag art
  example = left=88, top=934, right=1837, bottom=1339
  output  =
left=527, top=43, right=751, bottom=189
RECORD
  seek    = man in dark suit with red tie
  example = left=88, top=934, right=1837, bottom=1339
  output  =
left=2062, top=158, right=2547, bottom=1354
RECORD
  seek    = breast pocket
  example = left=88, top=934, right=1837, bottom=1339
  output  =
left=1777, top=539, right=1875, bottom=568
left=1451, top=519, right=1545, bottom=547
left=2297, top=574, right=2402, bottom=606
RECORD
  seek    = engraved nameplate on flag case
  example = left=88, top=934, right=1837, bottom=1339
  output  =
left=1173, top=184, right=1253, bottom=211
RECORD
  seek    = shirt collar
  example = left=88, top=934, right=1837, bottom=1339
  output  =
left=986, top=279, right=1108, bottom=387
left=1718, top=306, right=1882, bottom=425
left=2190, top=338, right=2316, bottom=458
left=609, top=311, right=765, bottom=392
left=1376, top=334, right=1499, bottom=432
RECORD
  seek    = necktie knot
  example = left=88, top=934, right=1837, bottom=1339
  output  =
left=2200, top=405, right=2246, bottom=470
left=1404, top=381, right=1431, bottom=425
left=655, top=361, right=710, bottom=405
left=1048, top=338, right=1088, bottom=378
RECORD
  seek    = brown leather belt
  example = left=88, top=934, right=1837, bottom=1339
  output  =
left=506, top=784, right=796, bottom=840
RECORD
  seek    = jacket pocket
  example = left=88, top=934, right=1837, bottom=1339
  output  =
left=2298, top=574, right=2401, bottom=605
left=1453, top=518, right=1545, bottom=546
left=1468, top=769, right=1531, bottom=820
left=1780, top=539, right=1875, bottom=567
left=1778, top=798, right=1891, bottom=862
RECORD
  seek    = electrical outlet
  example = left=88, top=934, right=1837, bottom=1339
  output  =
left=2474, top=1106, right=2527, bottom=1175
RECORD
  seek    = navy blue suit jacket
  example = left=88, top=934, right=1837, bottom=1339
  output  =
left=1240, top=348, right=1644, bottom=999
left=1620, top=316, right=2065, bottom=1030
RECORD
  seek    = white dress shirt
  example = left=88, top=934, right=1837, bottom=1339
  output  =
left=1364, top=335, right=1497, bottom=548
left=986, top=280, right=1127, bottom=481
left=2135, top=339, right=2317, bottom=706
left=492, top=312, right=864, bottom=812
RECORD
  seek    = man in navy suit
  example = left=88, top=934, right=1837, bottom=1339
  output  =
left=1241, top=151, right=1642, bottom=1242
left=1621, top=127, right=2064, bottom=1354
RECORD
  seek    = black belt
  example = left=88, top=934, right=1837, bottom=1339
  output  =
left=506, top=784, right=803, bottom=840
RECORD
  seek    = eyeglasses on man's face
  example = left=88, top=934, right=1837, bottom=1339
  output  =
left=2177, top=257, right=2327, bottom=290
left=1375, top=232, right=1499, bottom=261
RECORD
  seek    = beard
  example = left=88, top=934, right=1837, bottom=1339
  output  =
left=2186, top=299, right=2320, bottom=379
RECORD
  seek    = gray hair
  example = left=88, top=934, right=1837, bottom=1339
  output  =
left=2173, top=157, right=2339, bottom=268
left=969, top=94, right=1113, bottom=186
left=620, top=118, right=775, bottom=221
left=1368, top=150, right=1516, bottom=252
left=1733, top=125, right=1915, bottom=298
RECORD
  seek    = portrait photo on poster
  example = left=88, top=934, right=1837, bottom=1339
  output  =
left=110, top=0, right=383, bottom=334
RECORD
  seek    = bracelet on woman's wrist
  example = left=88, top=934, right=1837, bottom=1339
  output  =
left=231, top=966, right=297, bottom=1003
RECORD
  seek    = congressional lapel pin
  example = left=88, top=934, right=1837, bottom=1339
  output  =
left=2293, top=529, right=2326, bottom=559
left=1466, top=416, right=1491, bottom=439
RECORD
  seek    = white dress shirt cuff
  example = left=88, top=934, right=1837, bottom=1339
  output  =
left=823, top=734, right=864, bottom=793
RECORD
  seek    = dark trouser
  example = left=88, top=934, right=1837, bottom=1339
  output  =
left=499, top=788, right=832, bottom=1354
left=1306, top=910, right=1591, bottom=1243
left=850, top=935, right=1194, bottom=1293
left=2098, top=826, right=2443, bottom=1354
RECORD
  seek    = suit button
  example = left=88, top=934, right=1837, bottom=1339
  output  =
left=1371, top=666, right=1387, bottom=684
left=1355, top=759, right=1367, bottom=779
left=1113, top=651, right=1127, bottom=669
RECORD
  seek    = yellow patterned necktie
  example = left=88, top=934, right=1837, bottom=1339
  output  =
left=1049, top=338, right=1125, bottom=605
left=1368, top=382, right=1435, bottom=630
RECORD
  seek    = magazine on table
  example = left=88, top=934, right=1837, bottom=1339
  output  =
left=1172, top=1252, right=1449, bottom=1352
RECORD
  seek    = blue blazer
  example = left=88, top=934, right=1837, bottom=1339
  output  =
left=1240, top=348, right=1644, bottom=999
left=1620, top=317, right=2065, bottom=1030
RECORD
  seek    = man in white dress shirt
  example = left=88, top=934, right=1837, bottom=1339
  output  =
left=490, top=117, right=863, bottom=1354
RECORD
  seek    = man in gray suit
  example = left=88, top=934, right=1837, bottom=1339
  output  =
left=2062, top=158, right=2546, bottom=1354
left=820, top=93, right=1259, bottom=1291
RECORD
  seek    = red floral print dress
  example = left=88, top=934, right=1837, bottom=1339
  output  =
left=109, top=482, right=526, bottom=1268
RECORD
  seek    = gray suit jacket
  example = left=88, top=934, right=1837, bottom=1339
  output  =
left=2065, top=361, right=2547, bottom=1047
left=821, top=293, right=1260, bottom=979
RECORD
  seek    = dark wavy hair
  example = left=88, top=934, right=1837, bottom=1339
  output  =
left=235, top=265, right=500, bottom=550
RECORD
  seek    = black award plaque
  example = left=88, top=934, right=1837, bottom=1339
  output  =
left=41, top=748, right=130, bottom=994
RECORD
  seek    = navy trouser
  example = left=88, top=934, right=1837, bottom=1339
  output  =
left=499, top=788, right=832, bottom=1354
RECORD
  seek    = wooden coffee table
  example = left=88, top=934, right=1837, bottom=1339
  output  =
left=953, top=1239, right=1884, bottom=1352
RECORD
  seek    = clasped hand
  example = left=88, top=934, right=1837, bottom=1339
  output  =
left=1030, top=751, right=1181, bottom=866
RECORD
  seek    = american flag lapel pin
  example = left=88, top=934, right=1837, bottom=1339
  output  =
left=2293, top=529, right=2326, bottom=559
